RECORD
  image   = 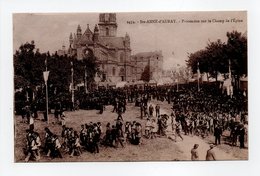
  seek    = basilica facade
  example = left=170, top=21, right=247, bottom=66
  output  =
left=67, top=13, right=134, bottom=83
left=66, top=13, right=163, bottom=83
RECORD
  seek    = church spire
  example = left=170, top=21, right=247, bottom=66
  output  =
left=124, top=32, right=130, bottom=48
left=77, top=24, right=82, bottom=38
left=94, top=24, right=99, bottom=33
left=69, top=32, right=73, bottom=45
left=93, top=24, right=99, bottom=43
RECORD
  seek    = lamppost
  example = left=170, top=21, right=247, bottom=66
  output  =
left=71, top=61, right=74, bottom=109
left=43, top=57, right=50, bottom=123
left=124, top=51, right=127, bottom=82
left=172, top=52, right=178, bottom=92
left=197, top=62, right=200, bottom=92
left=175, top=64, right=180, bottom=92
left=84, top=65, right=88, bottom=93
left=148, top=57, right=151, bottom=82
left=176, top=71, right=179, bottom=92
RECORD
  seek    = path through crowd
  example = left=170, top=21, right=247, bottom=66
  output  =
left=149, top=102, right=237, bottom=161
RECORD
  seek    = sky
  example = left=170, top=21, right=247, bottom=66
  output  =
left=13, top=11, right=247, bottom=69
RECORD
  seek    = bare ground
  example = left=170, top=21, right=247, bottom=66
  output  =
left=15, top=103, right=185, bottom=162
left=14, top=101, right=248, bottom=162
left=153, top=100, right=248, bottom=161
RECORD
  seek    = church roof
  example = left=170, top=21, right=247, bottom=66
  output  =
left=77, top=27, right=93, bottom=45
left=84, top=25, right=93, bottom=35
left=133, top=51, right=162, bottom=58
left=99, top=36, right=125, bottom=49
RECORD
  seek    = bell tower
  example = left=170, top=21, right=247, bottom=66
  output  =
left=98, top=13, right=117, bottom=37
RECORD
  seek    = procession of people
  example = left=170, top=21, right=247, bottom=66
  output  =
left=19, top=82, right=248, bottom=162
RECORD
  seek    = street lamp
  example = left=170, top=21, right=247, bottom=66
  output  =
left=197, top=62, right=200, bottom=92
left=43, top=57, right=50, bottom=123
left=125, top=50, right=127, bottom=82
left=172, top=52, right=179, bottom=92
left=71, top=61, right=74, bottom=109
left=148, top=57, right=151, bottom=82
left=175, top=64, right=180, bottom=92
left=84, top=65, right=88, bottom=93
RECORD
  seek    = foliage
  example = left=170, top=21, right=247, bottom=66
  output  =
left=140, top=65, right=150, bottom=82
left=226, top=31, right=247, bottom=77
left=186, top=31, right=247, bottom=80
left=14, top=41, right=46, bottom=89
left=14, top=41, right=100, bottom=103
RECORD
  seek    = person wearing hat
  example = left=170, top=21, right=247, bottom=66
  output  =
left=239, top=123, right=245, bottom=148
left=214, top=124, right=222, bottom=145
left=206, top=144, right=216, bottom=161
left=175, top=121, right=183, bottom=141
left=191, top=144, right=199, bottom=161
left=60, top=111, right=66, bottom=126
left=145, top=118, right=152, bottom=138
left=52, top=134, right=62, bottom=158
left=29, top=114, right=34, bottom=131
left=155, top=104, right=160, bottom=117
left=149, top=104, right=154, bottom=117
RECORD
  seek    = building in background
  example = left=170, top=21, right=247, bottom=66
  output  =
left=131, top=51, right=163, bottom=81
left=57, top=45, right=67, bottom=56
left=58, top=13, right=164, bottom=84
left=67, top=13, right=134, bottom=83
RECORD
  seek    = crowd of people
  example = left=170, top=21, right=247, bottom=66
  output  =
left=23, top=115, right=143, bottom=161
left=21, top=82, right=248, bottom=162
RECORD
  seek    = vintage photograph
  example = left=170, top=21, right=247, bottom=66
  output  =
left=13, top=11, right=247, bottom=162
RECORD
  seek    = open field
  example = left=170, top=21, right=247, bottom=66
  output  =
left=14, top=101, right=248, bottom=162
left=15, top=103, right=185, bottom=162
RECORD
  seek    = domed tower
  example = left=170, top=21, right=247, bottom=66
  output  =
left=98, top=13, right=117, bottom=37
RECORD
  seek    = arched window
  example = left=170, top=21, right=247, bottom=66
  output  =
left=112, top=67, right=116, bottom=76
left=120, top=52, right=124, bottom=62
left=106, top=27, right=109, bottom=36
left=105, top=14, right=109, bottom=22
left=119, top=68, right=125, bottom=76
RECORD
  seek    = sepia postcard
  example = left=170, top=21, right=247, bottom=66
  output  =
left=13, top=11, right=247, bottom=162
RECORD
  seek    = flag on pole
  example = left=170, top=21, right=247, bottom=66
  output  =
left=45, top=57, right=47, bottom=67
left=197, top=62, right=200, bottom=92
left=43, top=71, right=50, bottom=82
left=228, top=59, right=231, bottom=79
left=71, top=61, right=74, bottom=72
left=69, top=83, right=72, bottom=92
left=197, top=62, right=200, bottom=79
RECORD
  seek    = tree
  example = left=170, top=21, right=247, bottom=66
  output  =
left=14, top=41, right=100, bottom=104
left=226, top=31, right=247, bottom=76
left=141, top=65, right=150, bottom=82
left=205, top=39, right=227, bottom=80
left=186, top=30, right=247, bottom=83
left=14, top=41, right=46, bottom=88
left=73, top=50, right=100, bottom=91
left=47, top=53, right=71, bottom=97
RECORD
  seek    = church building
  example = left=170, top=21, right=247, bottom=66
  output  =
left=67, top=13, right=134, bottom=83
